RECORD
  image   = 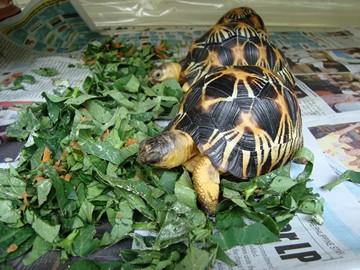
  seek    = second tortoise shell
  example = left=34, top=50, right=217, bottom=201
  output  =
left=179, top=21, right=295, bottom=91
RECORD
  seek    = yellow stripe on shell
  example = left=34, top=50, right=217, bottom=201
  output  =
left=204, top=24, right=234, bottom=44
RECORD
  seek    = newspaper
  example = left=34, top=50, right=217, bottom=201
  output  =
left=0, top=56, right=91, bottom=102
left=0, top=0, right=100, bottom=101
left=0, top=0, right=100, bottom=55
left=1, top=1, right=360, bottom=269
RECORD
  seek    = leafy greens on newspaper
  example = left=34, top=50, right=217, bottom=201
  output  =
left=1, top=37, right=325, bottom=269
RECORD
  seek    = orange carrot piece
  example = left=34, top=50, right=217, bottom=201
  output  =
left=102, top=129, right=110, bottom=141
left=52, top=164, right=66, bottom=173
left=70, top=141, right=80, bottom=149
left=23, top=191, right=29, bottom=207
left=64, top=173, right=71, bottom=182
left=7, top=244, right=18, bottom=253
left=128, top=47, right=134, bottom=56
left=60, top=173, right=71, bottom=182
left=33, top=175, right=45, bottom=182
left=155, top=43, right=166, bottom=53
left=125, top=138, right=138, bottom=147
left=80, top=116, right=90, bottom=122
left=42, top=147, right=51, bottom=163
left=55, top=149, right=68, bottom=165
left=112, top=41, right=122, bottom=49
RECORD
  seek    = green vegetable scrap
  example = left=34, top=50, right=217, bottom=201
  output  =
left=32, top=67, right=58, bottom=77
left=1, top=36, right=324, bottom=269
left=322, top=170, right=360, bottom=191
left=0, top=74, right=36, bottom=91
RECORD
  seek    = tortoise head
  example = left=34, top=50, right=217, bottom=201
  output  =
left=137, top=130, right=197, bottom=168
left=137, top=132, right=175, bottom=167
left=149, top=62, right=182, bottom=84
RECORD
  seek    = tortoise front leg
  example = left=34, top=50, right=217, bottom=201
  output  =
left=192, top=155, right=220, bottom=215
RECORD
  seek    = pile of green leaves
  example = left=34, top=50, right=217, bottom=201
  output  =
left=1, top=36, right=324, bottom=269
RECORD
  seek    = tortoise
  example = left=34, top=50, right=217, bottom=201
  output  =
left=149, top=7, right=294, bottom=92
left=138, top=65, right=303, bottom=214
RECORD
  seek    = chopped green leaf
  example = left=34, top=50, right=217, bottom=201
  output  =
left=174, top=245, right=211, bottom=270
left=322, top=170, right=360, bottom=191
left=210, top=223, right=279, bottom=250
left=113, top=74, right=140, bottom=93
left=268, top=176, right=297, bottom=193
left=0, top=168, right=26, bottom=200
left=79, top=136, right=138, bottom=165
left=174, top=170, right=198, bottom=209
left=22, top=236, right=52, bottom=266
left=0, top=200, right=22, bottom=224
left=32, top=67, right=58, bottom=77
left=32, top=215, right=60, bottom=243
left=36, top=179, right=52, bottom=206
left=72, top=225, right=100, bottom=257
left=12, top=74, right=36, bottom=89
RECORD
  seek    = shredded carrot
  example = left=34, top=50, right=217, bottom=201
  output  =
left=54, top=160, right=61, bottom=167
left=52, top=164, right=66, bottom=173
left=7, top=244, right=18, bottom=253
left=128, top=47, right=134, bottom=56
left=102, top=129, right=110, bottom=141
left=60, top=173, right=71, bottom=182
left=80, top=116, right=90, bottom=122
left=125, top=138, right=138, bottom=147
left=42, top=147, right=51, bottom=163
left=58, top=149, right=68, bottom=162
left=112, top=41, right=122, bottom=49
left=33, top=174, right=45, bottom=182
left=156, top=53, right=169, bottom=59
left=23, top=191, right=29, bottom=207
left=63, top=173, right=71, bottom=182
left=70, top=140, right=80, bottom=149
left=154, top=42, right=169, bottom=59
left=155, top=43, right=166, bottom=53
left=81, top=57, right=97, bottom=65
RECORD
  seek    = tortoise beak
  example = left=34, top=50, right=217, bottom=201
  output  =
left=137, top=138, right=163, bottom=165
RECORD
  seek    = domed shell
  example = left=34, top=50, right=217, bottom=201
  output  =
left=216, top=7, right=266, bottom=31
left=179, top=22, right=295, bottom=90
left=166, top=65, right=303, bottom=179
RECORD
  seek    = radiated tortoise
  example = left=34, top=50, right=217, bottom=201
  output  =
left=138, top=65, right=303, bottom=214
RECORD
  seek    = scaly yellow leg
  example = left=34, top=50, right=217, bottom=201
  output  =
left=183, top=154, right=202, bottom=173
left=192, top=155, right=220, bottom=215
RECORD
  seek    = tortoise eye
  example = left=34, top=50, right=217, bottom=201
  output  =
left=154, top=71, right=162, bottom=78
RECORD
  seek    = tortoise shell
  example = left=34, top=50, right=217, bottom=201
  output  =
left=178, top=21, right=295, bottom=91
left=216, top=7, right=266, bottom=31
left=166, top=65, right=303, bottom=179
